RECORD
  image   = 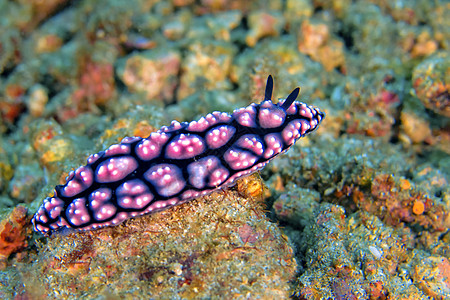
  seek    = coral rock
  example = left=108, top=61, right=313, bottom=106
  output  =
left=118, top=49, right=181, bottom=102
left=413, top=256, right=450, bottom=300
left=25, top=180, right=297, bottom=298
left=412, top=52, right=450, bottom=117
left=0, top=206, right=30, bottom=268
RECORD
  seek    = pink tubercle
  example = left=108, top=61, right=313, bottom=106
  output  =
left=208, top=168, right=229, bottom=187
left=92, top=203, right=117, bottom=221
left=233, top=105, right=257, bottom=127
left=205, top=125, right=235, bottom=149
left=144, top=164, right=185, bottom=197
left=95, top=156, right=138, bottom=183
left=36, top=207, right=48, bottom=223
left=160, top=120, right=188, bottom=133
left=258, top=102, right=286, bottom=128
left=285, top=102, right=298, bottom=114
left=187, top=111, right=231, bottom=132
left=89, top=188, right=112, bottom=210
left=66, top=198, right=90, bottom=226
left=182, top=190, right=200, bottom=201
left=263, top=133, right=283, bottom=159
left=224, top=148, right=258, bottom=170
left=165, top=134, right=205, bottom=159
left=299, top=103, right=314, bottom=119
left=61, top=178, right=84, bottom=198
left=236, top=134, right=264, bottom=156
left=187, top=156, right=229, bottom=189
left=104, top=144, right=131, bottom=157
left=61, top=166, right=94, bottom=197
left=118, top=193, right=154, bottom=209
left=281, top=121, right=299, bottom=145
left=120, top=136, right=142, bottom=144
left=117, top=179, right=149, bottom=196
left=136, top=133, right=169, bottom=161
left=87, top=152, right=104, bottom=164
left=75, top=166, right=94, bottom=186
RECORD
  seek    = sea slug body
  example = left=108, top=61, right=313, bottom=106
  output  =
left=32, top=76, right=325, bottom=235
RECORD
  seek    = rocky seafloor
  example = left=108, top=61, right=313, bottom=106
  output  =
left=0, top=0, right=449, bottom=299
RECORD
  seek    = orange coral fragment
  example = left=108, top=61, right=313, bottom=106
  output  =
left=351, top=173, right=447, bottom=231
left=400, top=179, right=411, bottom=190
left=0, top=206, right=30, bottom=268
left=236, top=173, right=266, bottom=199
left=413, top=201, right=425, bottom=215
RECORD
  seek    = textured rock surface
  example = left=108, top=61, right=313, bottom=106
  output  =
left=0, top=0, right=448, bottom=298
left=13, top=176, right=297, bottom=299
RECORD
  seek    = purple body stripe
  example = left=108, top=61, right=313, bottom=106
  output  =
left=32, top=75, right=325, bottom=235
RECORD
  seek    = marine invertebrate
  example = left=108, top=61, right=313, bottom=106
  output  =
left=32, top=76, right=324, bottom=235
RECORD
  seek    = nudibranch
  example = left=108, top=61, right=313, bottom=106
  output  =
left=33, top=76, right=325, bottom=235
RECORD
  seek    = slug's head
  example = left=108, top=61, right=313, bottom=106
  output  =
left=259, top=75, right=325, bottom=146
